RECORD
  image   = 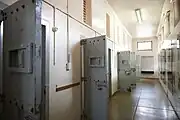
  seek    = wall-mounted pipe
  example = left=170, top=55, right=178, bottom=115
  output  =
left=43, top=1, right=58, bottom=66
left=66, top=0, right=70, bottom=71
left=43, top=0, right=103, bottom=69
left=52, top=6, right=56, bottom=65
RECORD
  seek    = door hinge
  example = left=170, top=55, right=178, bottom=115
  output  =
left=81, top=77, right=88, bottom=82
left=80, top=39, right=87, bottom=46
left=44, top=87, right=46, bottom=95
left=0, top=94, right=5, bottom=102
left=37, top=45, right=42, bottom=58
left=34, top=44, right=41, bottom=58
left=81, top=110, right=87, bottom=120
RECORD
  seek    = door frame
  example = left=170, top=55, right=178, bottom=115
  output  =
left=41, top=19, right=50, bottom=120
left=117, top=52, right=120, bottom=90
left=0, top=19, right=3, bottom=115
left=108, top=48, right=112, bottom=98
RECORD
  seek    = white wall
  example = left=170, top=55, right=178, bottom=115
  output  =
left=0, top=0, right=132, bottom=120
left=43, top=0, right=132, bottom=119
left=41, top=0, right=132, bottom=120
left=42, top=0, right=132, bottom=119
left=132, top=36, right=158, bottom=78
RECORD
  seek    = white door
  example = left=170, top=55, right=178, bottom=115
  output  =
left=141, top=56, right=154, bottom=72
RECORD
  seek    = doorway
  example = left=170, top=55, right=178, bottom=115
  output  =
left=41, top=23, right=49, bottom=120
left=108, top=48, right=112, bottom=98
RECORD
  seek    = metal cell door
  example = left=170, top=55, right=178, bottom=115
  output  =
left=81, top=36, right=108, bottom=120
left=2, top=0, right=42, bottom=120
left=117, top=51, right=131, bottom=90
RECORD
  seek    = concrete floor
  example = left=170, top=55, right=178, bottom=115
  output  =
left=109, top=79, right=180, bottom=120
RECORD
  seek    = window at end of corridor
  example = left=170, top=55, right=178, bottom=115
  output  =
left=137, top=41, right=152, bottom=51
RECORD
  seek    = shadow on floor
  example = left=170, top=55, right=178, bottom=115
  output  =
left=109, top=79, right=180, bottom=120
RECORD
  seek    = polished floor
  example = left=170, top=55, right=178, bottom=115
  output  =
left=109, top=79, right=180, bottom=120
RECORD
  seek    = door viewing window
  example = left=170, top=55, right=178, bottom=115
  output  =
left=137, top=41, right=152, bottom=51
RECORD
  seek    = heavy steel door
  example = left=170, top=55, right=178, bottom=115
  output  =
left=117, top=51, right=131, bottom=90
left=130, top=52, right=136, bottom=86
left=2, top=0, right=42, bottom=120
left=81, top=36, right=108, bottom=120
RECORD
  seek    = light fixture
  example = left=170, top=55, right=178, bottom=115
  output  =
left=170, top=0, right=175, bottom=3
left=135, top=9, right=142, bottom=24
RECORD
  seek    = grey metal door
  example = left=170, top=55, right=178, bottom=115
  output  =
left=117, top=51, right=131, bottom=90
left=82, top=36, right=108, bottom=120
left=2, top=0, right=42, bottom=120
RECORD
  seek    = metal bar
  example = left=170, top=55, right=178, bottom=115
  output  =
left=53, top=6, right=56, bottom=65
left=66, top=0, right=70, bottom=71
left=80, top=41, right=84, bottom=120
left=67, top=14, right=101, bottom=35
left=43, top=0, right=104, bottom=69
left=42, top=0, right=53, bottom=7
left=43, top=1, right=56, bottom=65
left=80, top=45, right=82, bottom=120
left=56, top=82, right=80, bottom=92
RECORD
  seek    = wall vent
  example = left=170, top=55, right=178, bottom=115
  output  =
left=83, top=0, right=92, bottom=26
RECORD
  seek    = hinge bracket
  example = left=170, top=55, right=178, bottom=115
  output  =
left=81, top=110, right=87, bottom=120
left=80, top=39, right=87, bottom=46
left=35, top=45, right=41, bottom=58
left=0, top=94, right=5, bottom=102
left=81, top=77, right=88, bottom=82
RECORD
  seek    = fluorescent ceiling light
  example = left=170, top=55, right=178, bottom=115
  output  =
left=135, top=9, right=142, bottom=24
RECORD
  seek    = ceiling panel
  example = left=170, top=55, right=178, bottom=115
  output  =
left=108, top=0, right=165, bottom=38
left=0, top=0, right=164, bottom=38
